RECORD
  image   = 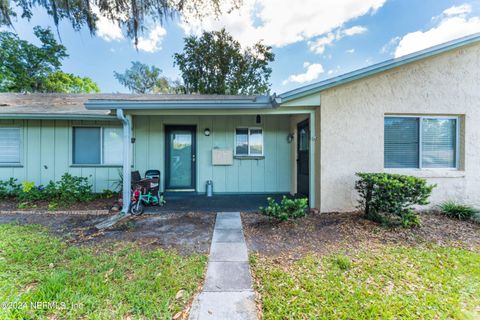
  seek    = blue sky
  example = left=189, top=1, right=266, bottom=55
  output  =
left=5, top=0, right=480, bottom=93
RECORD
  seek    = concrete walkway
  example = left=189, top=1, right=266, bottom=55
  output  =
left=189, top=212, right=257, bottom=320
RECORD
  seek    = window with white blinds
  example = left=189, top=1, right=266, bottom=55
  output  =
left=384, top=117, right=458, bottom=169
left=421, top=118, right=457, bottom=168
left=0, top=128, right=21, bottom=164
left=384, top=117, right=419, bottom=168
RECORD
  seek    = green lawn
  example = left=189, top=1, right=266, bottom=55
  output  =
left=252, top=245, right=480, bottom=320
left=0, top=224, right=207, bottom=319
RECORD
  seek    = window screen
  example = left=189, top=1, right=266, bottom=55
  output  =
left=249, top=129, right=263, bottom=155
left=103, top=128, right=123, bottom=165
left=0, top=128, right=21, bottom=163
left=73, top=127, right=101, bottom=164
left=422, top=118, right=456, bottom=168
left=384, top=117, right=419, bottom=168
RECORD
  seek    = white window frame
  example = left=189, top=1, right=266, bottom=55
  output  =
left=384, top=115, right=460, bottom=170
left=0, top=127, right=23, bottom=166
left=234, top=127, right=264, bottom=157
left=72, top=126, right=123, bottom=166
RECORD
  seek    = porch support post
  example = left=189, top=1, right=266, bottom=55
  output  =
left=309, top=110, right=316, bottom=209
left=117, top=109, right=132, bottom=214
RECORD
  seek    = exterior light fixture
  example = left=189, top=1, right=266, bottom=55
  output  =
left=204, top=128, right=211, bottom=136
left=256, top=114, right=262, bottom=124
left=287, top=133, right=294, bottom=143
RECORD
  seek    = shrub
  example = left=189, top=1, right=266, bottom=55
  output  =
left=0, top=178, right=21, bottom=199
left=471, top=212, right=480, bottom=224
left=259, top=196, right=308, bottom=221
left=437, top=201, right=478, bottom=221
left=54, top=173, right=95, bottom=205
left=355, top=173, right=435, bottom=227
left=0, top=173, right=95, bottom=208
left=17, top=180, right=48, bottom=203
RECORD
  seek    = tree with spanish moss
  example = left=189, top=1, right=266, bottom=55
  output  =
left=173, top=29, right=274, bottom=95
left=0, top=0, right=241, bottom=46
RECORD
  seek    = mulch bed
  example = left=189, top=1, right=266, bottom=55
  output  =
left=0, top=197, right=115, bottom=212
left=0, top=211, right=216, bottom=255
left=242, top=211, right=480, bottom=260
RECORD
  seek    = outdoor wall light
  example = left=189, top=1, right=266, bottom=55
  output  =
left=204, top=128, right=211, bottom=136
left=287, top=133, right=294, bottom=143
left=256, top=114, right=262, bottom=124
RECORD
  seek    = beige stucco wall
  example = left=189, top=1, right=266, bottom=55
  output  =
left=319, top=42, right=480, bottom=212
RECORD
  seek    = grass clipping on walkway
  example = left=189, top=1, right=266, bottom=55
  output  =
left=251, top=245, right=480, bottom=319
left=0, top=224, right=207, bottom=319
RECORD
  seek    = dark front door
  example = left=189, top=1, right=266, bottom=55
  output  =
left=165, top=126, right=196, bottom=191
left=297, top=119, right=309, bottom=197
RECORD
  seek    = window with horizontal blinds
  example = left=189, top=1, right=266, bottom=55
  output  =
left=422, top=118, right=456, bottom=168
left=384, top=117, right=419, bottom=168
left=384, top=116, right=458, bottom=169
left=0, top=128, right=21, bottom=163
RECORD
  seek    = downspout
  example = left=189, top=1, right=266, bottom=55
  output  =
left=117, top=109, right=132, bottom=214
left=271, top=93, right=282, bottom=108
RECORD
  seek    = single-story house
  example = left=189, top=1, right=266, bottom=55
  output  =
left=1, top=33, right=479, bottom=213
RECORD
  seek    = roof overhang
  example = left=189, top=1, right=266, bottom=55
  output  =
left=85, top=96, right=274, bottom=110
left=278, top=32, right=480, bottom=104
left=0, top=113, right=118, bottom=121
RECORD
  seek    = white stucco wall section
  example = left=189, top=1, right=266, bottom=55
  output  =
left=319, top=42, right=480, bottom=212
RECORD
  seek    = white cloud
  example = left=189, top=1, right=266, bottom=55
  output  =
left=346, top=48, right=355, bottom=53
left=394, top=4, right=480, bottom=58
left=282, top=62, right=324, bottom=85
left=380, top=36, right=400, bottom=54
left=307, top=33, right=336, bottom=54
left=308, top=25, right=367, bottom=54
left=343, top=25, right=368, bottom=36
left=136, top=25, right=167, bottom=53
left=179, top=0, right=385, bottom=48
left=92, top=6, right=124, bottom=42
left=443, top=4, right=472, bottom=16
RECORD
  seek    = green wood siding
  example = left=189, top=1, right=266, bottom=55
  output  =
left=0, top=119, right=121, bottom=192
left=0, top=114, right=292, bottom=194
left=133, top=115, right=291, bottom=193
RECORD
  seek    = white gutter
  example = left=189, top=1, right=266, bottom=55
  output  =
left=117, top=109, right=132, bottom=214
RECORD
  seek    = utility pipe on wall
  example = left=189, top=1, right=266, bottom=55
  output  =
left=116, top=109, right=132, bottom=214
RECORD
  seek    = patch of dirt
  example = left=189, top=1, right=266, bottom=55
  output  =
left=0, top=211, right=215, bottom=255
left=242, top=211, right=480, bottom=260
left=0, top=197, right=115, bottom=211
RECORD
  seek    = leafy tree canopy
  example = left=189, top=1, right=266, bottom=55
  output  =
left=44, top=72, right=100, bottom=93
left=114, top=61, right=184, bottom=94
left=0, top=26, right=100, bottom=93
left=173, top=29, right=274, bottom=95
left=0, top=0, right=240, bottom=45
